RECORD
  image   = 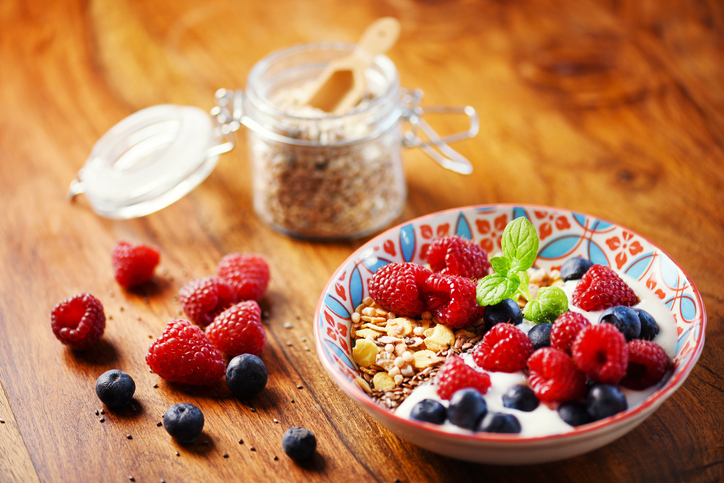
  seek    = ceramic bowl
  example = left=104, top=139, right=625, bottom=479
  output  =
left=314, top=204, right=706, bottom=465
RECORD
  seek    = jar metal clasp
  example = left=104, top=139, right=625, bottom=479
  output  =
left=400, top=88, right=478, bottom=175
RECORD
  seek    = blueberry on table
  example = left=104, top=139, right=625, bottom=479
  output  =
left=477, top=412, right=521, bottom=434
left=558, top=401, right=593, bottom=427
left=560, top=257, right=593, bottom=281
left=95, top=369, right=135, bottom=409
left=163, top=403, right=204, bottom=444
left=599, top=306, right=641, bottom=341
left=410, top=399, right=447, bottom=425
left=282, top=427, right=317, bottom=461
left=226, top=353, right=268, bottom=400
left=502, top=385, right=539, bottom=412
left=634, top=308, right=659, bottom=341
left=586, top=384, right=628, bottom=421
left=527, top=322, right=552, bottom=350
left=483, top=298, right=523, bottom=328
left=447, top=388, right=487, bottom=430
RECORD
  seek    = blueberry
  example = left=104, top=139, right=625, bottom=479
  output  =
left=95, top=370, right=135, bottom=409
left=599, top=306, right=641, bottom=341
left=558, top=402, right=593, bottom=427
left=163, top=403, right=204, bottom=443
left=410, top=399, right=447, bottom=425
left=634, top=308, right=659, bottom=341
left=477, top=412, right=521, bottom=434
left=226, top=354, right=268, bottom=400
left=447, top=388, right=487, bottom=430
left=527, top=322, right=552, bottom=350
left=483, top=298, right=523, bottom=328
left=282, top=427, right=316, bottom=461
left=586, top=384, right=628, bottom=421
left=560, top=257, right=593, bottom=281
left=502, top=385, right=539, bottom=412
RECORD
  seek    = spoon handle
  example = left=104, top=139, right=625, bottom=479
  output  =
left=355, top=17, right=401, bottom=58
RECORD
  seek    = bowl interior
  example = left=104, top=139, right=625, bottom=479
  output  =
left=314, top=204, right=706, bottom=447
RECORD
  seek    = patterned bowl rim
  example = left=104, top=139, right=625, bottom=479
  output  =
left=313, top=203, right=707, bottom=444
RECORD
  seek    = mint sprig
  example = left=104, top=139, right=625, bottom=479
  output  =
left=476, top=217, right=539, bottom=306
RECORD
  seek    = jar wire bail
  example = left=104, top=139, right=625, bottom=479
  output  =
left=400, top=88, right=478, bottom=175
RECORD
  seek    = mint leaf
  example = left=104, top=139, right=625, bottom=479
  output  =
left=489, top=256, right=511, bottom=276
left=502, top=217, right=539, bottom=272
left=523, top=286, right=568, bottom=324
left=476, top=274, right=519, bottom=306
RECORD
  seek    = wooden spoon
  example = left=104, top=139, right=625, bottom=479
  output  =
left=304, top=17, right=400, bottom=114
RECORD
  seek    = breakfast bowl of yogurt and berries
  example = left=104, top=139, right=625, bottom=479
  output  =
left=314, top=204, right=706, bottom=464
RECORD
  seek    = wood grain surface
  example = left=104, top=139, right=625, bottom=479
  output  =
left=1, top=0, right=723, bottom=481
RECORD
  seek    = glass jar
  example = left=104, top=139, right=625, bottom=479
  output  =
left=242, top=42, right=406, bottom=240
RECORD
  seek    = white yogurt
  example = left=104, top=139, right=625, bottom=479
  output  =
left=394, top=273, right=677, bottom=436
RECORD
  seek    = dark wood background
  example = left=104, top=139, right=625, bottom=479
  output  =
left=1, top=0, right=722, bottom=481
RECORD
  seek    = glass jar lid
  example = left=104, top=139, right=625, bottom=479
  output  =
left=68, top=104, right=233, bottom=219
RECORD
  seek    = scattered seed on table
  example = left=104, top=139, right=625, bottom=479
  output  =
left=175, top=452, right=180, bottom=457
left=99, top=418, right=105, bottom=423
left=286, top=341, right=292, bottom=346
left=290, top=399, right=295, bottom=403
left=301, top=337, right=307, bottom=342
left=273, top=456, right=279, bottom=461
left=144, top=297, right=149, bottom=304
left=202, top=440, right=209, bottom=445
left=127, top=434, right=133, bottom=439
left=128, top=476, right=134, bottom=481
left=223, top=453, right=229, bottom=458
left=120, top=307, right=124, bottom=312
left=273, top=419, right=279, bottom=424
left=108, top=315, right=113, bottom=320
left=238, top=439, right=244, bottom=444
left=156, top=422, right=162, bottom=427
left=250, top=447, right=256, bottom=452
left=100, top=409, right=105, bottom=414
left=295, top=314, right=301, bottom=319
left=297, top=385, right=303, bottom=389
left=304, top=347, right=310, bottom=351
left=284, top=322, right=293, bottom=329
left=153, top=384, right=158, bottom=388
left=109, top=290, right=115, bottom=298
left=250, top=407, right=256, bottom=413
left=0, top=419, right=5, bottom=424
left=148, top=334, right=153, bottom=339
left=136, top=316, right=141, bottom=321
left=95, top=410, right=99, bottom=416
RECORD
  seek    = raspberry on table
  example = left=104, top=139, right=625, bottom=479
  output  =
left=179, top=277, right=238, bottom=327
left=368, top=262, right=431, bottom=318
left=217, top=253, right=270, bottom=301
left=571, top=264, right=639, bottom=311
left=551, top=311, right=591, bottom=355
left=206, top=301, right=266, bottom=357
left=527, top=347, right=587, bottom=403
left=425, top=236, right=491, bottom=279
left=620, top=339, right=670, bottom=390
left=436, top=355, right=491, bottom=400
left=571, top=323, right=629, bottom=385
left=472, top=323, right=533, bottom=373
left=50, top=293, right=106, bottom=350
left=146, top=319, right=225, bottom=386
left=111, top=241, right=160, bottom=289
left=423, top=273, right=480, bottom=328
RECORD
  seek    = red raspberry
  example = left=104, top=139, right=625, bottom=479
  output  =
left=111, top=241, right=160, bottom=289
left=368, top=262, right=431, bottom=318
left=146, top=319, right=225, bottom=386
left=527, top=347, right=586, bottom=403
left=571, top=323, right=628, bottom=384
left=436, top=355, right=491, bottom=400
left=426, top=236, right=491, bottom=279
left=206, top=301, right=266, bottom=357
left=551, top=311, right=591, bottom=355
left=473, top=323, right=533, bottom=372
left=179, top=277, right=238, bottom=326
left=217, top=253, right=270, bottom=301
left=423, top=273, right=480, bottom=328
left=620, top=340, right=670, bottom=390
left=571, top=264, right=639, bottom=311
left=50, top=293, right=106, bottom=350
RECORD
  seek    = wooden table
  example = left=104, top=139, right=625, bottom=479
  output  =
left=1, top=1, right=722, bottom=481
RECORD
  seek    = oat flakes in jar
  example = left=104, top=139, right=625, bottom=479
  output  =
left=214, top=42, right=479, bottom=240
